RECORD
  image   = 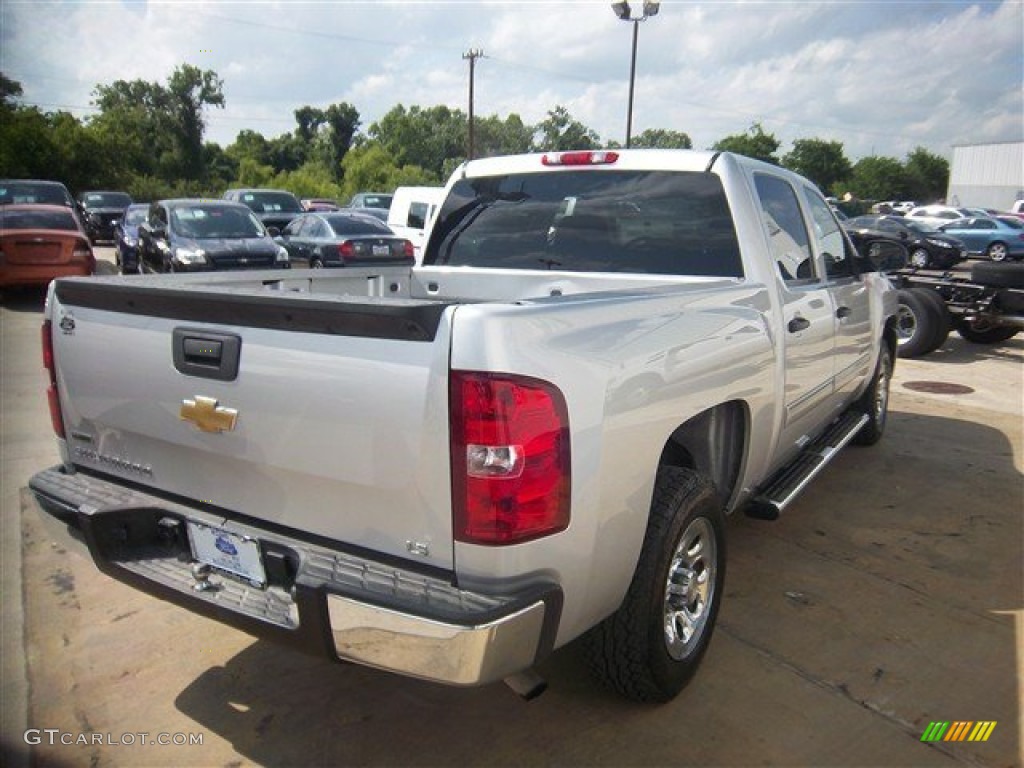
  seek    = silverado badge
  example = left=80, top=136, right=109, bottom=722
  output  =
left=180, top=396, right=238, bottom=433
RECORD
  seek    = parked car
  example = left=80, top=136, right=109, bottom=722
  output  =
left=904, top=205, right=981, bottom=227
left=276, top=211, right=413, bottom=268
left=0, top=179, right=75, bottom=208
left=112, top=203, right=150, bottom=273
left=353, top=206, right=390, bottom=223
left=77, top=190, right=133, bottom=243
left=301, top=198, right=340, bottom=212
left=938, top=216, right=1024, bottom=261
left=137, top=199, right=290, bottom=273
left=0, top=204, right=95, bottom=288
left=223, top=188, right=304, bottom=231
left=347, top=192, right=394, bottom=210
left=844, top=215, right=966, bottom=269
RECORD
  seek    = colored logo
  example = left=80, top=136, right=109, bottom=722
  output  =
left=921, top=721, right=996, bottom=743
left=214, top=535, right=238, bottom=556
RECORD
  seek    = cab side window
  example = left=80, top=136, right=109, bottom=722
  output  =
left=407, top=201, right=428, bottom=229
left=804, top=189, right=856, bottom=279
left=754, top=174, right=814, bottom=282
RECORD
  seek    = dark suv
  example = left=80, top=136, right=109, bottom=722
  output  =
left=78, top=190, right=133, bottom=243
left=223, top=188, right=304, bottom=232
left=137, top=199, right=291, bottom=273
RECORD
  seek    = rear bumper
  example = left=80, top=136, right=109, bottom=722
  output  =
left=29, top=465, right=561, bottom=687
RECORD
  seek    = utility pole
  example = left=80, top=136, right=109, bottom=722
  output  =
left=463, top=49, right=484, bottom=160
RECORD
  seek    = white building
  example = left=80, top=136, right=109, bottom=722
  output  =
left=946, top=141, right=1024, bottom=210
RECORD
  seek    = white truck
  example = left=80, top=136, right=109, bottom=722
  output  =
left=31, top=150, right=904, bottom=702
left=386, top=185, right=445, bottom=263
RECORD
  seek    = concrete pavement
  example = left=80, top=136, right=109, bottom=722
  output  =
left=2, top=253, right=1021, bottom=767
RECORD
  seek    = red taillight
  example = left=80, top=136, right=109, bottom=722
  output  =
left=42, top=320, right=65, bottom=438
left=542, top=151, right=619, bottom=166
left=337, top=241, right=355, bottom=262
left=402, top=239, right=415, bottom=260
left=450, top=371, right=570, bottom=545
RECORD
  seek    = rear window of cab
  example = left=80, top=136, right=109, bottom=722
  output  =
left=425, top=170, right=743, bottom=278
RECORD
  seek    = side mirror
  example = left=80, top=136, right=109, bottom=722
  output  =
left=862, top=239, right=908, bottom=272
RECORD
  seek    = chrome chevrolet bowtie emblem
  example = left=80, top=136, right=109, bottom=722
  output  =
left=180, top=396, right=238, bottom=433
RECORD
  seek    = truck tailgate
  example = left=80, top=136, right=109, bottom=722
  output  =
left=50, top=280, right=458, bottom=570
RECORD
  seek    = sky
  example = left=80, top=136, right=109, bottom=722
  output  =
left=1, top=0, right=1022, bottom=163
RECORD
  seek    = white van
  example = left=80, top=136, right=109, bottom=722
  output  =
left=387, top=186, right=445, bottom=262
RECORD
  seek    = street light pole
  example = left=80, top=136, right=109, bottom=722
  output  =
left=611, top=1, right=660, bottom=149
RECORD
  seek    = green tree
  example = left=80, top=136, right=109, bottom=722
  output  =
left=630, top=128, right=692, bottom=149
left=782, top=138, right=852, bottom=193
left=166, top=64, right=225, bottom=179
left=91, top=64, right=224, bottom=182
left=322, top=103, right=361, bottom=181
left=339, top=143, right=436, bottom=200
left=535, top=106, right=599, bottom=151
left=1, top=72, right=23, bottom=109
left=848, top=155, right=910, bottom=201
left=904, top=146, right=949, bottom=203
left=712, top=122, right=780, bottom=164
left=369, top=105, right=465, bottom=179
left=474, top=113, right=534, bottom=158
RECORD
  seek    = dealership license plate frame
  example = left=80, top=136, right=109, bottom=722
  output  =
left=187, top=521, right=267, bottom=588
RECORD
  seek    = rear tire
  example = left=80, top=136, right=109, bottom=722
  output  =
left=987, top=242, right=1009, bottom=262
left=909, top=248, right=930, bottom=268
left=954, top=319, right=1019, bottom=345
left=910, top=287, right=950, bottom=353
left=585, top=467, right=725, bottom=702
left=895, top=289, right=942, bottom=358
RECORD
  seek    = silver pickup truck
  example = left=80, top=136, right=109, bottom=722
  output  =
left=31, top=150, right=904, bottom=702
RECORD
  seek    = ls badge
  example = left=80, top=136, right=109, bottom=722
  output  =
left=180, top=396, right=238, bottom=433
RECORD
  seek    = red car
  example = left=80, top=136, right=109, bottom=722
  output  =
left=0, top=204, right=95, bottom=288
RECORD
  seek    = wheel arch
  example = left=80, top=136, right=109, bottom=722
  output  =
left=656, top=401, right=748, bottom=513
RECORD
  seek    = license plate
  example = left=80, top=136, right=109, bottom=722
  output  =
left=187, top=522, right=266, bottom=588
left=372, top=244, right=390, bottom=257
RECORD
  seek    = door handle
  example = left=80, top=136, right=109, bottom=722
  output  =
left=836, top=306, right=852, bottom=319
left=788, top=316, right=811, bottom=333
left=173, top=328, right=242, bottom=381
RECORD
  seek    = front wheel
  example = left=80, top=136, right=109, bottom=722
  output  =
left=585, top=467, right=725, bottom=702
left=853, top=344, right=893, bottom=446
left=987, top=242, right=1009, bottom=261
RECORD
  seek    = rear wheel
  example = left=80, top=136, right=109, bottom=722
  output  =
left=895, top=289, right=943, bottom=358
left=987, top=242, right=1009, bottom=261
left=585, top=467, right=725, bottom=702
left=909, top=248, right=930, bottom=268
left=311, top=258, right=325, bottom=269
left=911, top=287, right=950, bottom=353
left=954, top=318, right=1019, bottom=345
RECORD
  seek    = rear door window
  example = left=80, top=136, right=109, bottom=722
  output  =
left=753, top=174, right=815, bottom=282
